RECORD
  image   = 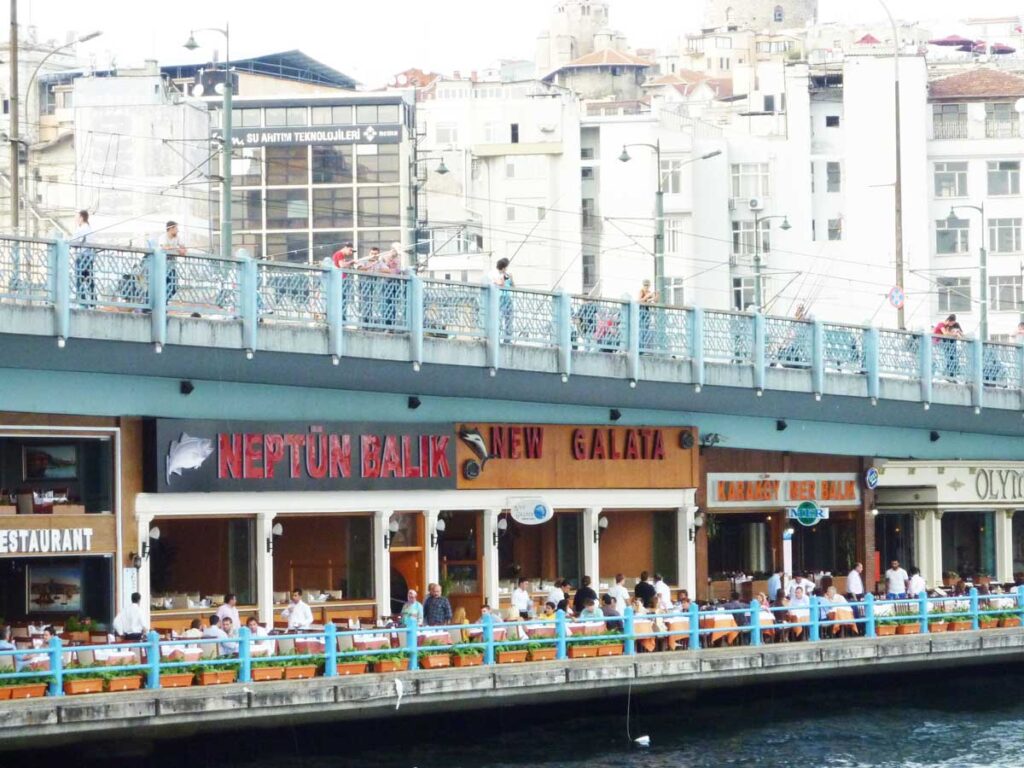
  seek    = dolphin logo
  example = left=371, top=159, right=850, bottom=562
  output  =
left=458, top=426, right=490, bottom=469
left=166, top=432, right=214, bottom=485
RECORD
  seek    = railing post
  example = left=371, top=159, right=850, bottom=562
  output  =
left=482, top=612, right=495, bottom=666
left=238, top=626, right=252, bottom=683
left=557, top=290, right=572, bottom=380
left=864, top=593, right=876, bottom=639
left=48, top=636, right=64, bottom=697
left=241, top=258, right=258, bottom=355
left=627, top=299, right=640, bottom=382
left=409, top=273, right=424, bottom=368
left=809, top=596, right=820, bottom=642
left=151, top=247, right=167, bottom=350
left=555, top=609, right=567, bottom=660
left=753, top=312, right=766, bottom=392
left=972, top=339, right=984, bottom=410
left=405, top=616, right=419, bottom=671
left=969, top=586, right=980, bottom=631
left=146, top=630, right=161, bottom=690
left=1017, top=585, right=1024, bottom=623
left=691, top=307, right=705, bottom=390
left=324, top=623, right=337, bottom=677
left=919, top=331, right=933, bottom=406
left=688, top=601, right=700, bottom=650
left=864, top=327, right=880, bottom=401
left=486, top=282, right=500, bottom=372
left=623, top=606, right=635, bottom=656
left=919, top=591, right=929, bottom=634
left=54, top=239, right=70, bottom=342
left=1018, top=344, right=1024, bottom=407
left=326, top=267, right=344, bottom=360
left=749, top=600, right=761, bottom=646
left=811, top=320, right=824, bottom=397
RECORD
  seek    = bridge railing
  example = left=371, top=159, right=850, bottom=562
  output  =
left=2, top=233, right=1023, bottom=410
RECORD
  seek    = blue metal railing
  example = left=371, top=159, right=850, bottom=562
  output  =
left=3, top=233, right=1024, bottom=410
left=3, top=586, right=1020, bottom=698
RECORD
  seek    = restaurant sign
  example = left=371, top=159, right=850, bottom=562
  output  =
left=0, top=528, right=94, bottom=554
left=708, top=473, right=860, bottom=509
left=149, top=419, right=455, bottom=492
left=212, top=123, right=402, bottom=148
left=509, top=497, right=553, bottom=526
left=787, top=502, right=830, bottom=527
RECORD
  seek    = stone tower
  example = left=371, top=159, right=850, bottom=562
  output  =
left=536, top=0, right=616, bottom=74
left=704, top=0, right=818, bottom=31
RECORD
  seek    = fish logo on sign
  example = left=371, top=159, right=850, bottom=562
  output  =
left=458, top=426, right=490, bottom=479
left=166, top=433, right=214, bottom=485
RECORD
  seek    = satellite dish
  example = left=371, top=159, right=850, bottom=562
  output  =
left=1015, top=97, right=1024, bottom=114
left=397, top=73, right=409, bottom=85
left=192, top=82, right=205, bottom=97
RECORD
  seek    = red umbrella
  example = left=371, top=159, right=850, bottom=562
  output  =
left=929, top=34, right=975, bottom=46
left=856, top=34, right=881, bottom=45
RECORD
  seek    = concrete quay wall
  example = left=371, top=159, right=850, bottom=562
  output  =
left=2, top=630, right=1023, bottom=752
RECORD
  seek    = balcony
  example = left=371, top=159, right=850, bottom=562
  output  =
left=986, top=119, right=1020, bottom=139
left=933, top=119, right=968, bottom=140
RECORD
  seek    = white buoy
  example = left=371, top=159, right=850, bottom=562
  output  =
left=634, top=735, right=651, bottom=748
left=394, top=678, right=404, bottom=710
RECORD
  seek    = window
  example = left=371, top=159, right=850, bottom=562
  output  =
left=581, top=147, right=595, bottom=160
left=937, top=277, right=971, bottom=313
left=231, top=108, right=261, bottom=128
left=985, top=102, right=1019, bottom=139
left=719, top=57, right=731, bottom=70
left=312, top=188, right=354, bottom=228
left=311, top=105, right=353, bottom=125
left=988, top=161, right=1021, bottom=196
left=264, top=107, right=287, bottom=126
left=356, top=186, right=400, bottom=227
left=266, top=189, right=309, bottom=230
left=435, top=122, right=458, bottom=144
left=773, top=5, right=784, bottom=22
left=505, top=160, right=516, bottom=178
left=355, top=105, right=379, bottom=124
left=266, top=146, right=308, bottom=185
left=582, top=198, right=595, bottom=229
left=230, top=190, right=262, bottom=231
left=581, top=167, right=594, bottom=180
left=934, top=161, right=968, bottom=197
left=506, top=205, right=517, bottom=222
left=266, top=232, right=310, bottom=264
left=826, top=161, right=841, bottom=193
left=378, top=104, right=400, bottom=123
left=582, top=250, right=598, bottom=291
left=660, top=158, right=684, bottom=194
left=810, top=162, right=814, bottom=194
left=312, top=145, right=353, bottom=184
left=356, top=144, right=399, bottom=183
left=936, top=217, right=970, bottom=254
left=667, top=277, right=685, bottom=307
left=510, top=123, right=520, bottom=144
left=825, top=115, right=840, bottom=128
left=232, top=147, right=262, bottom=186
left=989, top=276, right=1022, bottom=311
left=732, top=276, right=756, bottom=310
left=764, top=95, right=775, bottom=112
left=933, top=103, right=968, bottom=139
left=828, top=218, right=842, bottom=240
left=312, top=232, right=351, bottom=263
left=731, top=220, right=770, bottom=255
left=665, top=217, right=685, bottom=254
left=285, top=107, right=307, bottom=126
left=731, top=163, right=770, bottom=199
left=989, top=218, right=1022, bottom=253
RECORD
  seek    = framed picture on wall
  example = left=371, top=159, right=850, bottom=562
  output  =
left=22, top=445, right=78, bottom=481
left=26, top=563, right=84, bottom=613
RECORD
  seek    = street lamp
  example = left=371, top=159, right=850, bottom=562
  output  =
left=752, top=213, right=791, bottom=310
left=948, top=203, right=988, bottom=339
left=619, top=145, right=722, bottom=300
left=185, top=25, right=232, bottom=260
left=878, top=0, right=905, bottom=329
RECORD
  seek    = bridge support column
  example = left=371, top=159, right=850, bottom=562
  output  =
left=677, top=506, right=699, bottom=598
left=373, top=509, right=394, bottom=618
left=482, top=508, right=501, bottom=612
left=582, top=507, right=602, bottom=587
left=995, top=510, right=1014, bottom=584
left=914, top=509, right=943, bottom=588
left=255, top=512, right=278, bottom=626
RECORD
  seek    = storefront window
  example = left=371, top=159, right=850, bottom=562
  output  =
left=272, top=515, right=373, bottom=600
left=707, top=514, right=772, bottom=579
left=0, top=436, right=113, bottom=514
left=942, top=511, right=995, bottom=579
left=266, top=189, right=309, bottom=230
left=499, top=512, right=577, bottom=586
left=0, top=556, right=113, bottom=623
left=439, top=512, right=481, bottom=617
left=599, top=510, right=676, bottom=585
left=150, top=518, right=256, bottom=606
left=875, top=512, right=916, bottom=572
left=1013, top=511, right=1024, bottom=577
left=266, top=146, right=309, bottom=185
left=792, top=516, right=857, bottom=574
left=312, top=145, right=354, bottom=184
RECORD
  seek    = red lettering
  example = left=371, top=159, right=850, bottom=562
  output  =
left=572, top=429, right=586, bottom=460
left=305, top=432, right=328, bottom=479
left=328, top=434, right=351, bottom=478
left=218, top=434, right=243, bottom=479
left=639, top=429, right=654, bottom=457
left=609, top=429, right=622, bottom=460
left=264, top=434, right=285, bottom=478
left=490, top=427, right=508, bottom=459
left=361, top=435, right=381, bottom=478
left=420, top=435, right=430, bottom=477
left=430, top=435, right=451, bottom=477
left=510, top=427, right=523, bottom=459
left=652, top=430, right=665, bottom=460
left=403, top=436, right=420, bottom=478
left=284, top=434, right=305, bottom=478
left=243, top=433, right=264, bottom=479
left=591, top=429, right=607, bottom=460
left=524, top=427, right=543, bottom=459
left=380, top=435, right=403, bottom=478
left=625, top=430, right=640, bottom=460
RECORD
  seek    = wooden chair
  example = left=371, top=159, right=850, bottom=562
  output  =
left=276, top=637, right=295, bottom=656
left=76, top=649, right=95, bottom=666
left=0, top=651, right=14, bottom=670
left=200, top=643, right=219, bottom=660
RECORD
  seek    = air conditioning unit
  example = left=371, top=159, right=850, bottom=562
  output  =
left=749, top=197, right=765, bottom=211
left=539, top=123, right=557, bottom=133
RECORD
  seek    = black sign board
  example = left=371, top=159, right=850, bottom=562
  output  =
left=212, top=123, right=402, bottom=148
left=148, top=419, right=455, bottom=493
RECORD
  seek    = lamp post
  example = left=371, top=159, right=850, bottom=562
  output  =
left=878, top=0, right=905, bottom=329
left=185, top=25, right=231, bottom=259
left=752, top=213, right=791, bottom=310
left=949, top=203, right=987, bottom=340
left=619, top=144, right=721, bottom=301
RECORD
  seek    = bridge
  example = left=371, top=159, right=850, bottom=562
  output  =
left=2, top=234, right=1023, bottom=459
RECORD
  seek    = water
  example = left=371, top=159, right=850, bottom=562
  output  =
left=49, top=665, right=1024, bottom=767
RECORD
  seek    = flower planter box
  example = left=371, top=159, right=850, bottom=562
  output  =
left=251, top=666, right=285, bottom=682
left=336, top=662, right=368, bottom=676
left=875, top=624, right=897, bottom=636
left=419, top=654, right=451, bottom=670
left=895, top=624, right=920, bottom=635
left=451, top=654, right=484, bottom=668
left=595, top=643, right=624, bottom=657
left=106, top=675, right=143, bottom=692
left=65, top=631, right=90, bottom=644
left=979, top=619, right=999, bottom=630
left=371, top=659, right=409, bottom=674
left=567, top=645, right=599, bottom=659
left=948, top=620, right=972, bottom=632
left=496, top=650, right=529, bottom=664
left=528, top=648, right=558, bottom=662
left=64, top=677, right=104, bottom=695
left=8, top=683, right=48, bottom=699
left=283, top=665, right=317, bottom=680
left=999, top=617, right=1022, bottom=628
left=159, top=673, right=194, bottom=688
left=196, top=670, right=237, bottom=686
left=928, top=622, right=948, bottom=633
left=0, top=688, right=10, bottom=700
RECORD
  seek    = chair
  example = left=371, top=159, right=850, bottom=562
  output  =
left=76, top=649, right=95, bottom=666
left=337, top=633, right=355, bottom=653
left=200, top=643, right=219, bottom=660
left=276, top=637, right=295, bottom=656
left=0, top=651, right=14, bottom=670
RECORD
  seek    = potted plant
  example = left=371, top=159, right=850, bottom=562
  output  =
left=526, top=642, right=557, bottom=662
left=4, top=675, right=50, bottom=699
left=250, top=659, right=286, bottom=682
left=999, top=613, right=1022, bottom=629
left=495, top=643, right=529, bottom=664
left=928, top=617, right=948, bottom=633
left=160, top=669, right=195, bottom=688
left=64, top=617, right=92, bottom=644
left=451, top=645, right=484, bottom=668
left=63, top=664, right=105, bottom=695
left=594, top=633, right=625, bottom=656
left=370, top=652, right=409, bottom=673
left=979, top=614, right=999, bottom=630
left=283, top=656, right=317, bottom=680
left=948, top=614, right=972, bottom=632
left=195, top=663, right=239, bottom=686
left=104, top=669, right=143, bottom=692
left=419, top=641, right=451, bottom=670
left=895, top=619, right=920, bottom=635
left=567, top=640, right=599, bottom=659
left=336, top=655, right=369, bottom=677
left=875, top=619, right=897, bottom=637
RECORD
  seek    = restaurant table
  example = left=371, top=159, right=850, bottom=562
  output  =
left=786, top=608, right=810, bottom=640
left=417, top=629, right=453, bottom=646
left=567, top=621, right=607, bottom=637
left=665, top=618, right=691, bottom=650
left=93, top=648, right=138, bottom=666
left=352, top=633, right=392, bottom=651
left=827, top=605, right=857, bottom=636
left=699, top=612, right=739, bottom=646
left=159, top=646, right=202, bottom=662
left=467, top=626, right=509, bottom=642
left=633, top=619, right=657, bottom=652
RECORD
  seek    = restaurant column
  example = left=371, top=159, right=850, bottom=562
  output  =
left=255, top=512, right=277, bottom=625
left=373, top=509, right=394, bottom=618
left=482, top=508, right=501, bottom=611
left=677, top=506, right=698, bottom=597
left=581, top=507, right=602, bottom=583
left=995, top=510, right=1014, bottom=583
left=914, top=510, right=943, bottom=587
left=136, top=513, right=154, bottom=625
left=423, top=509, right=441, bottom=588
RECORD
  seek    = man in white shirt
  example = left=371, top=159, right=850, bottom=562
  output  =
left=112, top=592, right=148, bottom=641
left=846, top=563, right=865, bottom=600
left=606, top=573, right=630, bottom=616
left=218, top=617, right=239, bottom=656
left=70, top=209, right=96, bottom=305
left=786, top=573, right=815, bottom=601
left=767, top=569, right=783, bottom=603
left=906, top=566, right=927, bottom=598
left=202, top=614, right=228, bottom=656
left=281, top=589, right=314, bottom=630
left=546, top=580, right=566, bottom=608
left=653, top=573, right=672, bottom=611
left=511, top=578, right=534, bottom=619
left=789, top=586, right=810, bottom=609
left=215, top=593, right=240, bottom=630
left=885, top=560, right=909, bottom=599
left=158, top=220, right=186, bottom=301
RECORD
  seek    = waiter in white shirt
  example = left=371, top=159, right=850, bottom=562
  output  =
left=846, top=563, right=865, bottom=599
left=906, top=567, right=927, bottom=597
left=653, top=573, right=672, bottom=611
left=606, top=573, right=630, bottom=615
left=215, top=593, right=241, bottom=630
left=281, top=589, right=314, bottom=630
left=546, top=580, right=566, bottom=608
left=112, top=592, right=148, bottom=641
left=511, top=578, right=534, bottom=619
